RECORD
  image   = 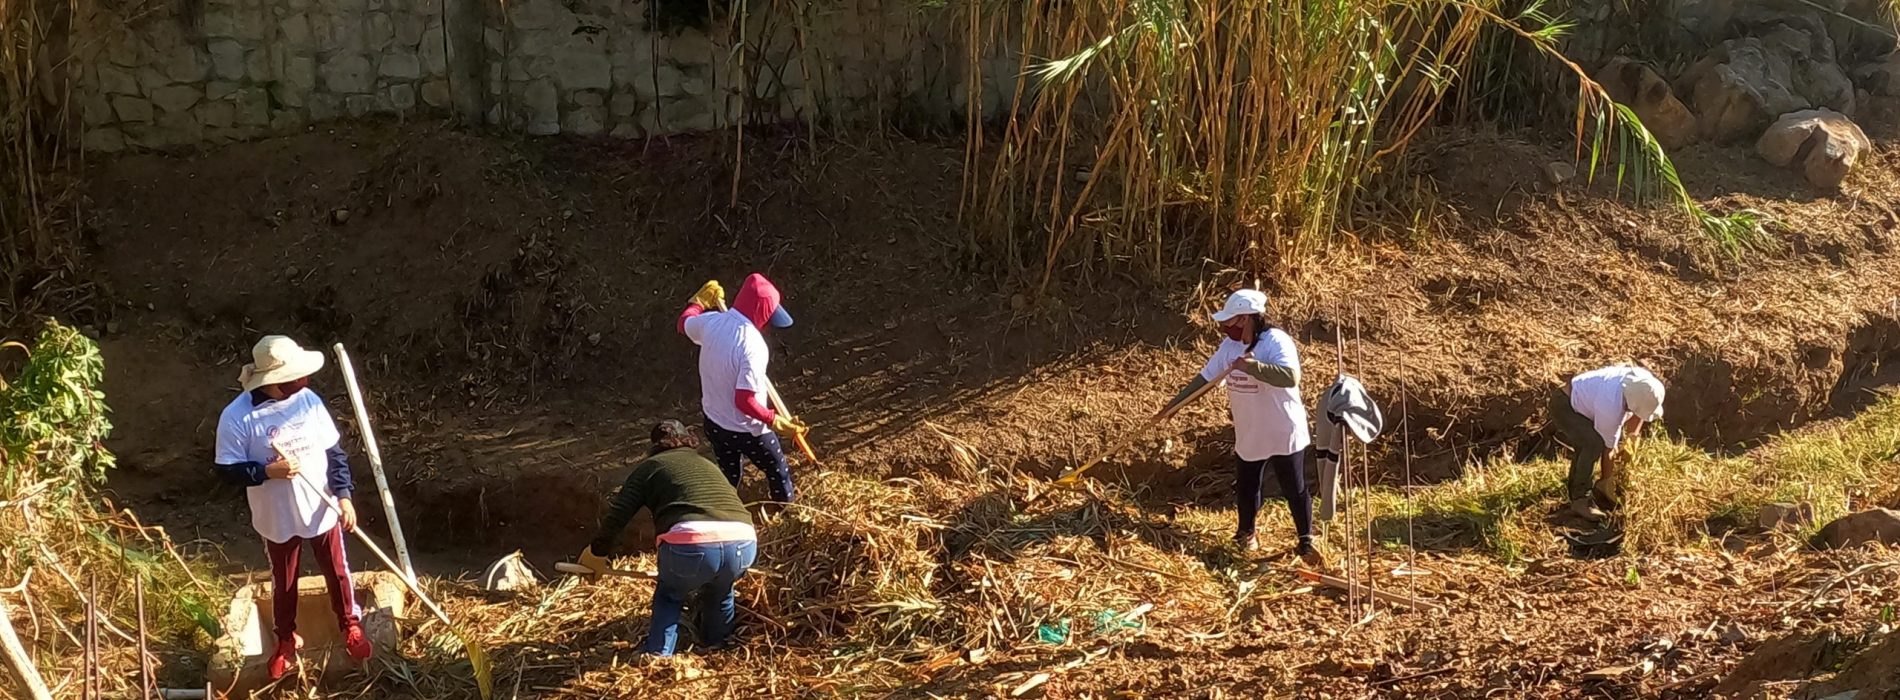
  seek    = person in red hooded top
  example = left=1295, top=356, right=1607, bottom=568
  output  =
left=678, top=273, right=804, bottom=504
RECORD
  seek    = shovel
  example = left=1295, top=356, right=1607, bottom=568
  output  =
left=280, top=464, right=492, bottom=699
left=1053, top=376, right=1221, bottom=486
left=553, top=561, right=657, bottom=579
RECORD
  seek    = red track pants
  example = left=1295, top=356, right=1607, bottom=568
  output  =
left=265, top=525, right=360, bottom=642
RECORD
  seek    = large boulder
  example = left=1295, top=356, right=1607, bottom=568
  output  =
left=1853, top=51, right=1900, bottom=96
left=1756, top=109, right=1871, bottom=189
left=1595, top=57, right=1700, bottom=149
left=1679, top=24, right=1857, bottom=142
left=1814, top=508, right=1900, bottom=548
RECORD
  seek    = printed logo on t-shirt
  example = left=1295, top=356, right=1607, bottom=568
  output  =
left=1226, top=369, right=1262, bottom=394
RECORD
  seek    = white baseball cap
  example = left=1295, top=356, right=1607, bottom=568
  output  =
left=1621, top=368, right=1665, bottom=422
left=1211, top=289, right=1269, bottom=323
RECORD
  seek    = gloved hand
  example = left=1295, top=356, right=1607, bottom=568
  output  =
left=689, top=280, right=725, bottom=310
left=770, top=413, right=808, bottom=437
left=577, top=545, right=612, bottom=574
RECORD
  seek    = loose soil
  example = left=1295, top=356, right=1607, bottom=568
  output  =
left=69, top=115, right=1900, bottom=697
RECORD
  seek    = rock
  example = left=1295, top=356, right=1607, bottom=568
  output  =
left=1680, top=30, right=1857, bottom=143
left=608, top=123, right=640, bottom=138
left=150, top=85, right=202, bottom=114
left=1853, top=51, right=1900, bottom=96
left=196, top=100, right=237, bottom=128
left=420, top=80, right=450, bottom=107
left=244, top=48, right=270, bottom=83
left=367, top=12, right=395, bottom=50
left=386, top=83, right=417, bottom=111
left=96, top=64, right=139, bottom=95
left=345, top=93, right=387, bottom=117
left=523, top=78, right=560, bottom=135
left=111, top=95, right=154, bottom=123
left=1541, top=161, right=1577, bottom=186
left=1756, top=109, right=1871, bottom=189
left=206, top=81, right=240, bottom=101
left=331, top=208, right=351, bottom=225
left=562, top=96, right=605, bottom=135
left=308, top=93, right=343, bottom=122
left=396, top=12, right=426, bottom=46
left=610, top=91, right=639, bottom=120
left=1815, top=508, right=1900, bottom=548
left=649, top=65, right=686, bottom=98
left=1756, top=502, right=1814, bottom=530
left=553, top=48, right=611, bottom=91
left=235, top=89, right=271, bottom=126
left=209, top=40, right=246, bottom=80
left=165, top=47, right=209, bottom=83
left=320, top=53, right=375, bottom=93
left=419, top=26, right=448, bottom=74
left=281, top=14, right=313, bottom=45
left=81, top=91, right=114, bottom=127
left=379, top=50, right=421, bottom=80
left=280, top=54, right=318, bottom=94
left=481, top=552, right=538, bottom=592
left=1594, top=57, right=1699, bottom=149
left=83, top=128, right=125, bottom=153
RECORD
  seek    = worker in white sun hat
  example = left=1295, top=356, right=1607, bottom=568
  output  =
left=1156, top=289, right=1324, bottom=567
left=1550, top=364, right=1666, bottom=522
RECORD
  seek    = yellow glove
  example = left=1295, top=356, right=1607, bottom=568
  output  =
left=689, top=280, right=725, bottom=310
left=577, top=545, right=612, bottom=574
left=770, top=414, right=808, bottom=437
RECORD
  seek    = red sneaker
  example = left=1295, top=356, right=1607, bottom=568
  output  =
left=343, top=623, right=373, bottom=662
left=266, top=633, right=303, bottom=680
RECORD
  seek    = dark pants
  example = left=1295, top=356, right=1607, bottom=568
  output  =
left=265, top=525, right=360, bottom=643
left=1549, top=388, right=1605, bottom=501
left=1236, top=451, right=1314, bottom=545
left=703, top=418, right=797, bottom=503
left=646, top=540, right=758, bottom=656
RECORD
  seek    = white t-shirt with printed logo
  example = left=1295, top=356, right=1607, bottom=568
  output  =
left=215, top=389, right=344, bottom=544
left=1199, top=329, right=1311, bottom=461
left=684, top=309, right=775, bottom=436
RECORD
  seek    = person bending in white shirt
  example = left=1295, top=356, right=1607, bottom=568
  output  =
left=1158, top=290, right=1325, bottom=568
left=1550, top=365, right=1665, bottom=522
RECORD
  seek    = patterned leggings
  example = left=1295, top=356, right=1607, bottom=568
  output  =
left=702, top=417, right=797, bottom=503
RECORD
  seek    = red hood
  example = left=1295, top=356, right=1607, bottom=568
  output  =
left=733, top=273, right=782, bottom=331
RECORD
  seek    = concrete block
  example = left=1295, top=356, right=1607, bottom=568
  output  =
left=209, top=572, right=405, bottom=696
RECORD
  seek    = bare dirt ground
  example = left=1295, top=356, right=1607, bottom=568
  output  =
left=70, top=116, right=1900, bottom=697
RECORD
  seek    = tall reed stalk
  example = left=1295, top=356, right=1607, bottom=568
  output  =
left=958, top=0, right=1754, bottom=293
left=1, top=0, right=92, bottom=328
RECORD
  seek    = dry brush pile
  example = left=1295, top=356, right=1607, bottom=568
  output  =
left=0, top=322, right=227, bottom=700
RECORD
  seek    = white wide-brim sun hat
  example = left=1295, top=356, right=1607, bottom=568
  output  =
left=1211, top=289, right=1269, bottom=323
left=239, top=335, right=326, bottom=391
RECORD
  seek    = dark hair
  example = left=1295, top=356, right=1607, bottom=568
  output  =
left=649, top=420, right=701, bottom=455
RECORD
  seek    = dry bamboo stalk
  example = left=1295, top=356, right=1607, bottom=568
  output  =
left=0, top=592, right=54, bottom=700
left=137, top=576, right=152, bottom=700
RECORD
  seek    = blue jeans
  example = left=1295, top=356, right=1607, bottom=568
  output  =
left=645, top=539, right=758, bottom=656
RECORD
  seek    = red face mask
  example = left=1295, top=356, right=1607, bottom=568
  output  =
left=1222, top=322, right=1247, bottom=341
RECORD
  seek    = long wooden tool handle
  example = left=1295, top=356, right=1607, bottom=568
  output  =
left=0, top=594, right=53, bottom=700
left=333, top=344, right=415, bottom=580
left=1055, top=377, right=1220, bottom=485
left=553, top=562, right=657, bottom=580
left=289, top=478, right=455, bottom=627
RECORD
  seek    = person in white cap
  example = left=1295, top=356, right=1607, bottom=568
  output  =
left=1157, top=289, right=1324, bottom=567
left=1550, top=364, right=1666, bottom=522
left=212, top=335, right=371, bottom=679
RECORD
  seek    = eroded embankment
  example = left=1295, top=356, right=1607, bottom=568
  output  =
left=80, top=122, right=1900, bottom=566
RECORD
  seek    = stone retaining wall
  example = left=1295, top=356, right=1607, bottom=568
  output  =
left=75, top=0, right=454, bottom=151
left=67, top=0, right=1021, bottom=149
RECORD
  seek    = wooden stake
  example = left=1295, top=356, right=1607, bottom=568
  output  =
left=136, top=575, right=153, bottom=700
left=0, top=593, right=54, bottom=700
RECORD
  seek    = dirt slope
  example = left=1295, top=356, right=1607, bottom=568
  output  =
left=80, top=118, right=1900, bottom=567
